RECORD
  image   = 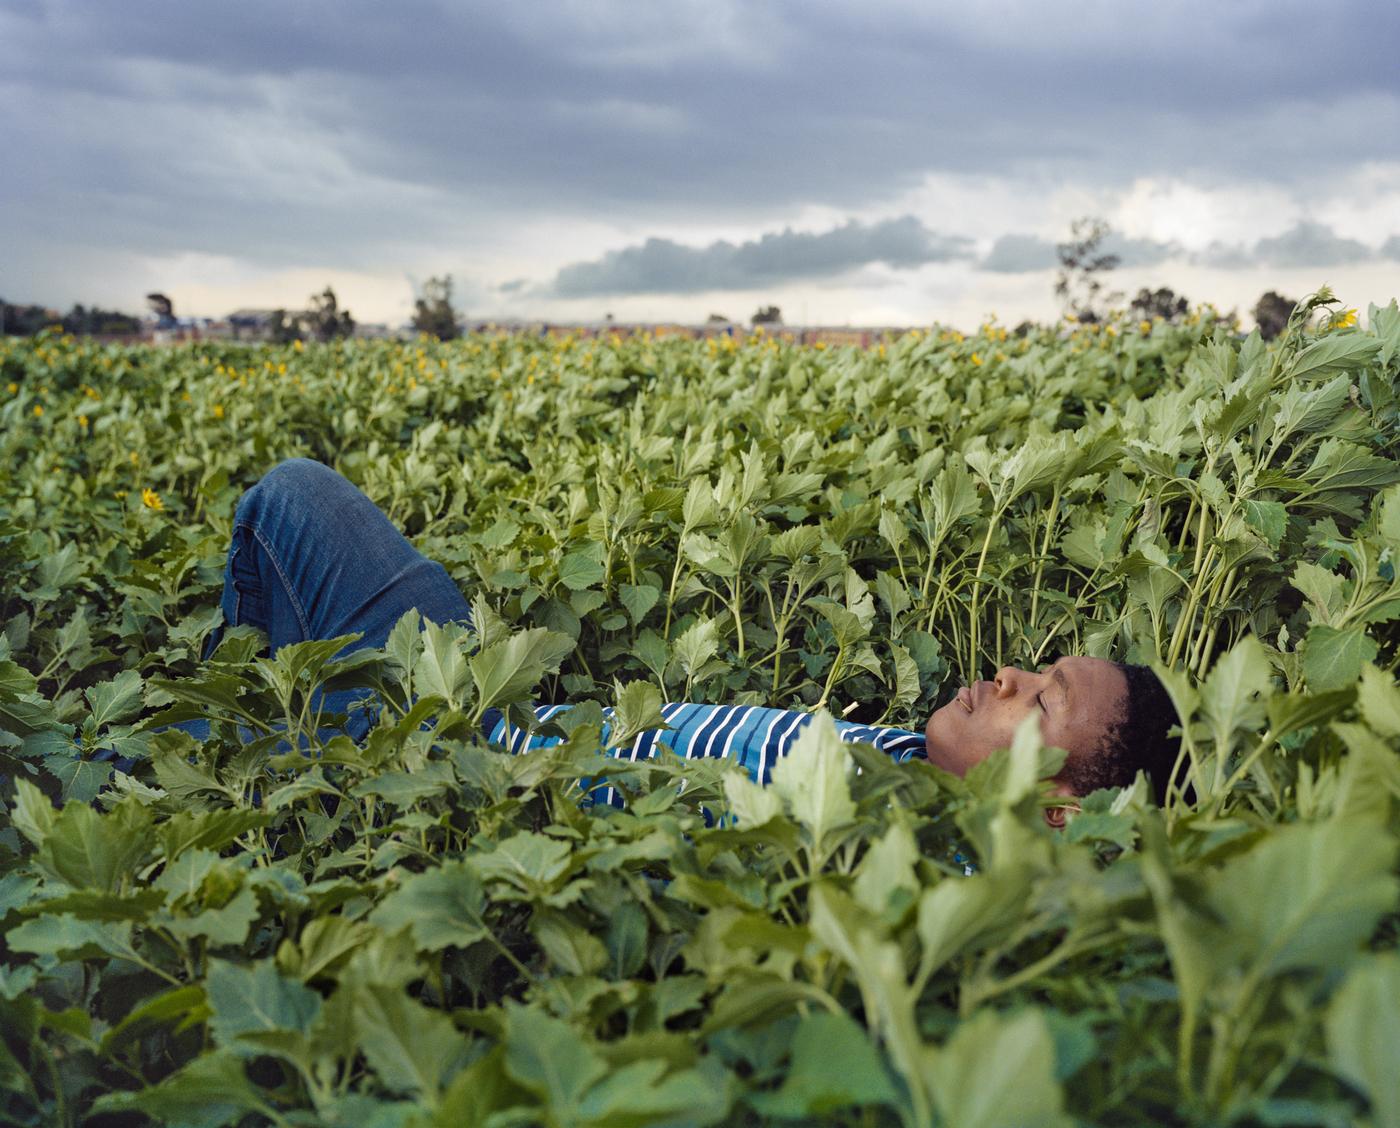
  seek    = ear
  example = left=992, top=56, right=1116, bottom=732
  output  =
left=1042, top=780, right=1081, bottom=830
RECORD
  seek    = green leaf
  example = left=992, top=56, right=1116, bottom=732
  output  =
left=157, top=808, right=272, bottom=862
left=1326, top=953, right=1400, bottom=1128
left=0, top=657, right=38, bottom=698
left=0, top=965, right=38, bottom=1001
left=669, top=616, right=719, bottom=680
left=1207, top=816, right=1397, bottom=977
left=31, top=542, right=84, bottom=601
left=470, top=627, right=575, bottom=713
left=770, top=711, right=856, bottom=854
left=576, top=1058, right=732, bottom=1127
left=415, top=617, right=475, bottom=711
left=619, top=582, right=660, bottom=623
left=206, top=958, right=321, bottom=1051
left=852, top=820, right=920, bottom=919
left=558, top=550, right=606, bottom=591
left=477, top=516, right=520, bottom=549
left=384, top=606, right=423, bottom=686
left=153, top=847, right=220, bottom=902
left=1357, top=663, right=1400, bottom=738
left=0, top=688, right=60, bottom=740
left=721, top=769, right=782, bottom=828
left=142, top=671, right=263, bottom=728
left=1302, top=625, right=1378, bottom=692
left=890, top=642, right=921, bottom=709
left=923, top=1008, right=1070, bottom=1128
left=752, top=1010, right=897, bottom=1117
left=534, top=909, right=608, bottom=976
left=811, top=598, right=867, bottom=648
left=470, top=831, right=576, bottom=898
left=1302, top=438, right=1400, bottom=493
left=606, top=679, right=668, bottom=752
left=7, top=914, right=143, bottom=963
left=1330, top=724, right=1400, bottom=821
left=91, top=1050, right=274, bottom=1128
left=1266, top=687, right=1355, bottom=739
left=1241, top=499, right=1288, bottom=549
left=1199, top=635, right=1272, bottom=749
left=259, top=633, right=362, bottom=699
left=807, top=886, right=924, bottom=1112
left=605, top=901, right=648, bottom=980
left=875, top=569, right=911, bottom=620
left=100, top=985, right=209, bottom=1056
left=163, top=886, right=260, bottom=947
left=1270, top=373, right=1353, bottom=444
left=46, top=754, right=117, bottom=804
left=353, top=984, right=470, bottom=1101
left=350, top=761, right=455, bottom=807
left=917, top=869, right=1028, bottom=979
left=503, top=1001, right=608, bottom=1112
left=278, top=915, right=378, bottom=982
left=368, top=860, right=489, bottom=952
left=151, top=742, right=228, bottom=801
left=84, top=668, right=144, bottom=728
left=434, top=1044, right=533, bottom=1127
left=10, top=777, right=57, bottom=847
left=1286, top=332, right=1381, bottom=381
left=36, top=886, right=166, bottom=921
left=38, top=797, right=154, bottom=892
left=0, top=873, right=40, bottom=918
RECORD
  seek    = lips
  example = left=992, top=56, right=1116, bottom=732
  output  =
left=957, top=686, right=973, bottom=714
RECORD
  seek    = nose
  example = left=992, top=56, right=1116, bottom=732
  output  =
left=992, top=666, right=1027, bottom=696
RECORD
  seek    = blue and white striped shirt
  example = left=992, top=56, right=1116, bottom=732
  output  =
left=482, top=701, right=926, bottom=807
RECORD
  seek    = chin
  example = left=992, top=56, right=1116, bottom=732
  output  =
left=924, top=699, right=968, bottom=776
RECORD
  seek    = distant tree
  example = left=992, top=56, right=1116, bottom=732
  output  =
left=1253, top=291, right=1296, bottom=340
left=61, top=305, right=90, bottom=335
left=0, top=301, right=57, bottom=336
left=266, top=310, right=303, bottom=345
left=1054, top=217, right=1123, bottom=324
left=146, top=293, right=176, bottom=327
left=1129, top=287, right=1189, bottom=322
left=412, top=275, right=460, bottom=340
left=306, top=285, right=355, bottom=341
left=61, top=304, right=142, bottom=336
left=751, top=305, right=783, bottom=325
left=706, top=313, right=732, bottom=324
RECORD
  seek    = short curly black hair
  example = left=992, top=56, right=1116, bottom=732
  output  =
left=1058, top=662, right=1183, bottom=804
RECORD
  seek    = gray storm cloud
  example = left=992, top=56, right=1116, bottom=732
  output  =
left=3, top=0, right=1399, bottom=315
left=978, top=232, right=1179, bottom=273
left=549, top=217, right=974, bottom=296
left=1252, top=221, right=1373, bottom=267
left=1197, top=221, right=1383, bottom=269
left=978, top=222, right=1399, bottom=273
left=979, top=234, right=1059, bottom=273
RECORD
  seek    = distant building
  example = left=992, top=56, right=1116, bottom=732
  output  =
left=226, top=309, right=289, bottom=341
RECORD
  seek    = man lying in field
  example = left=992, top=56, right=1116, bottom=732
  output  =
left=159, top=458, right=1181, bottom=823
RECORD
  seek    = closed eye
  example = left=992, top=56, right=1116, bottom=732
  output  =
left=1036, top=691, right=1047, bottom=713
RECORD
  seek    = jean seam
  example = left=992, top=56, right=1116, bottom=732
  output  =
left=238, top=518, right=312, bottom=641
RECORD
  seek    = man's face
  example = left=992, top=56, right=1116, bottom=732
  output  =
left=924, top=656, right=1129, bottom=791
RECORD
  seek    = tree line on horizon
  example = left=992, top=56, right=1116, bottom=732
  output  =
left=3, top=226, right=1303, bottom=342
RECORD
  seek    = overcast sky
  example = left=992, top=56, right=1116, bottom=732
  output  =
left=4, top=0, right=1399, bottom=329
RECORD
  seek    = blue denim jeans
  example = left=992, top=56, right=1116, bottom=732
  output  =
left=159, top=457, right=475, bottom=751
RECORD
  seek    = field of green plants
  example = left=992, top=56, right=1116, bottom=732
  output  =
left=2, top=291, right=1399, bottom=1126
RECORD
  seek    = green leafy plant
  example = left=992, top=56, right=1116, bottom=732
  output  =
left=1, top=295, right=1397, bottom=1125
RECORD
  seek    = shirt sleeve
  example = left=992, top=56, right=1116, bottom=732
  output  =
left=480, top=701, right=926, bottom=804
